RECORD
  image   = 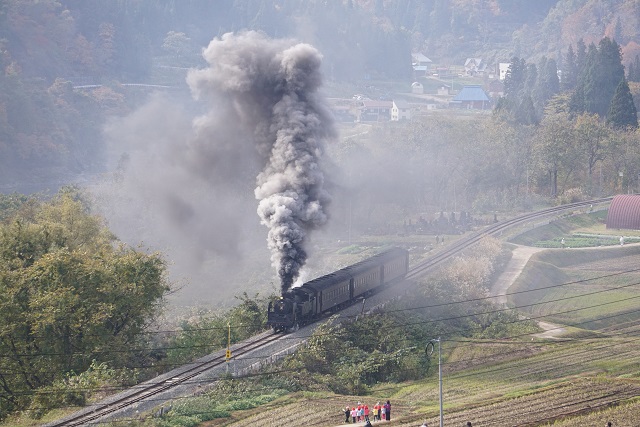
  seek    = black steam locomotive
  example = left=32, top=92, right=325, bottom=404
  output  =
left=267, top=247, right=409, bottom=332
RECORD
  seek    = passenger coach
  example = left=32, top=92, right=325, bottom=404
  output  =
left=267, top=247, right=409, bottom=332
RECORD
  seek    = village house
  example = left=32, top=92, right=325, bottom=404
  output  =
left=464, top=58, right=488, bottom=76
left=498, top=62, right=510, bottom=80
left=451, top=85, right=491, bottom=110
left=391, top=99, right=411, bottom=121
left=411, top=52, right=432, bottom=77
left=357, top=100, right=392, bottom=122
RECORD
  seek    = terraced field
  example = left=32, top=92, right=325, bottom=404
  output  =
left=208, top=246, right=640, bottom=426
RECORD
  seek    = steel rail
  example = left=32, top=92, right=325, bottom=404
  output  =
left=48, top=197, right=613, bottom=425
left=406, top=197, right=612, bottom=280
left=46, top=332, right=283, bottom=426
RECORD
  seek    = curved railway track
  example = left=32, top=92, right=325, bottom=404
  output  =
left=406, top=197, right=612, bottom=280
left=47, top=197, right=613, bottom=426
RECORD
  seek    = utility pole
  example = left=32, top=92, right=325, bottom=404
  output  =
left=226, top=322, right=232, bottom=373
left=427, top=338, right=444, bottom=427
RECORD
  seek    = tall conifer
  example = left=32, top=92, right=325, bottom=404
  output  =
left=607, top=78, right=638, bottom=129
left=582, top=38, right=625, bottom=117
left=561, top=44, right=578, bottom=91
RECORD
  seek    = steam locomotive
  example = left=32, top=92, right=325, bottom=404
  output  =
left=267, top=247, right=409, bottom=332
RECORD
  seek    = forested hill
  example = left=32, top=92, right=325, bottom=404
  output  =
left=2, top=0, right=640, bottom=190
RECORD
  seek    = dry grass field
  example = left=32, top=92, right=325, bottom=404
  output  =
left=207, top=243, right=640, bottom=427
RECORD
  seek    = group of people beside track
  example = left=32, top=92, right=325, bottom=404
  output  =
left=342, top=406, right=615, bottom=426
left=343, top=401, right=391, bottom=424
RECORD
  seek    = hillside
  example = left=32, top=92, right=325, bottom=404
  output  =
left=4, top=0, right=640, bottom=191
left=197, top=245, right=640, bottom=426
left=77, top=244, right=640, bottom=427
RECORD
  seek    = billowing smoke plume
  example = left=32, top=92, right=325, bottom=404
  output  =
left=187, top=31, right=335, bottom=294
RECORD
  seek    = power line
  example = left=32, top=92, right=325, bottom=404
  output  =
left=4, top=263, right=640, bottom=359
left=3, top=274, right=640, bottom=359
left=8, top=304, right=640, bottom=398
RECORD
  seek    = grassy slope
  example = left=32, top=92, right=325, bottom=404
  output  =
left=509, top=246, right=640, bottom=330
left=210, top=335, right=640, bottom=426
left=211, top=227, right=640, bottom=426
left=19, top=215, right=637, bottom=427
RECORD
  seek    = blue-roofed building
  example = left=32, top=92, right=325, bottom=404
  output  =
left=451, top=85, right=491, bottom=110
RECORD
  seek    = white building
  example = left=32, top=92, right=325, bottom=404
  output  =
left=499, top=62, right=510, bottom=80
left=391, top=99, right=411, bottom=121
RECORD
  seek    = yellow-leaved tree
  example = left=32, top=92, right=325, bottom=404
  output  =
left=0, top=188, right=171, bottom=419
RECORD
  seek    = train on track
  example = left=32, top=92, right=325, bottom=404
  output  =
left=267, top=247, right=409, bottom=332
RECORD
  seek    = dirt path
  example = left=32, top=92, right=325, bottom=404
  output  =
left=489, top=245, right=568, bottom=339
left=490, top=245, right=545, bottom=306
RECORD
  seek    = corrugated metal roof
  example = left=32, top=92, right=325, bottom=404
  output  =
left=606, top=194, right=640, bottom=230
left=452, top=85, right=490, bottom=102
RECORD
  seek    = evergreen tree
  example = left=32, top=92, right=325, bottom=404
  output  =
left=496, top=56, right=528, bottom=123
left=504, top=56, right=527, bottom=101
left=569, top=84, right=586, bottom=115
left=569, top=42, right=595, bottom=115
left=630, top=54, right=640, bottom=82
left=614, top=17, right=624, bottom=44
left=575, top=38, right=587, bottom=78
left=525, top=62, right=538, bottom=94
left=534, top=56, right=560, bottom=113
left=600, top=38, right=625, bottom=84
left=546, top=58, right=560, bottom=95
left=516, top=94, right=539, bottom=125
left=582, top=37, right=625, bottom=117
left=607, top=78, right=638, bottom=129
left=561, top=44, right=578, bottom=91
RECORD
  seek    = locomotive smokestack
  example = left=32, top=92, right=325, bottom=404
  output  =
left=187, top=31, right=335, bottom=294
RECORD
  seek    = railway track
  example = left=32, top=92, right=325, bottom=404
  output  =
left=406, top=197, right=612, bottom=279
left=46, top=197, right=612, bottom=425
left=45, top=331, right=283, bottom=427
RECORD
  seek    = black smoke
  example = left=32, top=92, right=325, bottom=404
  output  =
left=187, top=31, right=336, bottom=294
